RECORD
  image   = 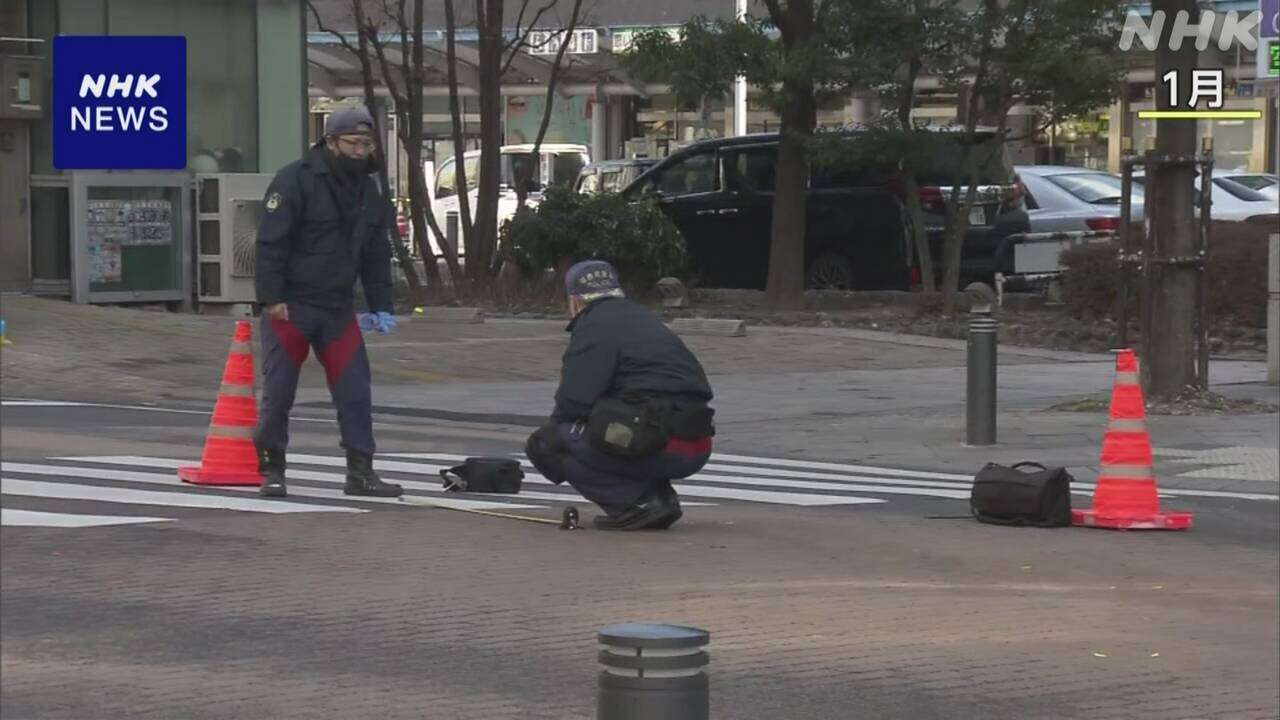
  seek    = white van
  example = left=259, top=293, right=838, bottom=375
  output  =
left=426, top=143, right=590, bottom=257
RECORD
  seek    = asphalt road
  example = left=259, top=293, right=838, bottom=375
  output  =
left=2, top=399, right=1278, bottom=719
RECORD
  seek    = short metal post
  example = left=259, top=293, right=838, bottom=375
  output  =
left=597, top=623, right=709, bottom=720
left=967, top=305, right=998, bottom=446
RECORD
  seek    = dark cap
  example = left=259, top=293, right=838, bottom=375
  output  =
left=324, top=107, right=375, bottom=137
left=565, top=260, right=624, bottom=301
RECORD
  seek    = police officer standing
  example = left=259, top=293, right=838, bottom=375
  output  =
left=252, top=107, right=403, bottom=499
left=525, top=261, right=716, bottom=530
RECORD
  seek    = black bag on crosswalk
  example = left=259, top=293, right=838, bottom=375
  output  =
left=970, top=462, right=1073, bottom=527
left=439, top=457, right=524, bottom=494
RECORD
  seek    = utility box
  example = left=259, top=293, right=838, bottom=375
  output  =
left=194, top=173, right=274, bottom=307
left=1, top=54, right=44, bottom=120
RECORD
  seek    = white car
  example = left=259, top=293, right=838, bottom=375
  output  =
left=426, top=143, right=589, bottom=258
left=1217, top=172, right=1278, bottom=202
left=1016, top=165, right=1145, bottom=233
left=1131, top=171, right=1278, bottom=222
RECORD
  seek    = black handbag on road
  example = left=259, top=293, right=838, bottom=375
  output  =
left=440, top=457, right=524, bottom=494
left=970, top=461, right=1073, bottom=527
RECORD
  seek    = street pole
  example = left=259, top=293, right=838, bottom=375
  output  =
left=966, top=304, right=998, bottom=446
left=733, top=0, right=747, bottom=137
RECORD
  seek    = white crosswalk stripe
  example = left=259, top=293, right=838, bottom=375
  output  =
left=5, top=448, right=1275, bottom=531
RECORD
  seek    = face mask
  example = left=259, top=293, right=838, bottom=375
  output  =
left=333, top=153, right=371, bottom=178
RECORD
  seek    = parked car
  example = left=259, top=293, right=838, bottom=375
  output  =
left=1217, top=172, right=1278, bottom=202
left=1016, top=165, right=1145, bottom=233
left=428, top=143, right=590, bottom=257
left=620, top=130, right=1029, bottom=290
left=575, top=158, right=660, bottom=194
left=1131, top=171, right=1279, bottom=222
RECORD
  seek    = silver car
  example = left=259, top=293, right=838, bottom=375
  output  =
left=1015, top=165, right=1144, bottom=233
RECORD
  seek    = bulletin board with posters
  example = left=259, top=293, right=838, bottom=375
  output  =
left=70, top=172, right=190, bottom=303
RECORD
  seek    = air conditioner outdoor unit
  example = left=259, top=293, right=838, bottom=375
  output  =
left=194, top=173, right=274, bottom=307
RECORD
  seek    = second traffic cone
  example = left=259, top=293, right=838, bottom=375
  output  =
left=1072, top=349, right=1192, bottom=531
left=179, top=320, right=263, bottom=486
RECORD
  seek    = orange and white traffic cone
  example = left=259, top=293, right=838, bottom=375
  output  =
left=178, top=320, right=263, bottom=486
left=1072, top=349, right=1192, bottom=530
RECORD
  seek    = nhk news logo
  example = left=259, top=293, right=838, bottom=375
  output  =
left=53, top=36, right=186, bottom=170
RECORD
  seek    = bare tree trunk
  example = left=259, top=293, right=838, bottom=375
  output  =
left=763, top=0, right=816, bottom=310
left=469, top=0, right=506, bottom=283
left=443, top=0, right=474, bottom=294
left=1146, top=0, right=1199, bottom=399
left=895, top=56, right=934, bottom=293
left=938, top=0, right=1000, bottom=311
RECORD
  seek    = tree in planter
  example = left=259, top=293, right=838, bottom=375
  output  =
left=933, top=0, right=1124, bottom=308
left=623, top=10, right=841, bottom=309
left=503, top=188, right=690, bottom=293
left=814, top=0, right=965, bottom=294
left=441, top=0, right=590, bottom=292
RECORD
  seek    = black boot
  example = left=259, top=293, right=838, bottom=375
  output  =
left=343, top=450, right=403, bottom=498
left=593, top=487, right=682, bottom=531
left=648, top=482, right=684, bottom=530
left=258, top=447, right=287, bottom=498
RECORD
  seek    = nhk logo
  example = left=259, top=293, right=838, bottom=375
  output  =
left=1119, top=10, right=1261, bottom=52
left=53, top=36, right=186, bottom=170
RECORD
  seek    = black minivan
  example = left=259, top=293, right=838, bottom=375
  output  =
left=621, top=131, right=1029, bottom=290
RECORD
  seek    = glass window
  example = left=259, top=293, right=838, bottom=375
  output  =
left=1212, top=177, right=1270, bottom=201
left=724, top=147, right=777, bottom=192
left=436, top=158, right=456, bottom=198
left=1047, top=173, right=1132, bottom=205
left=30, top=186, right=71, bottom=280
left=502, top=152, right=540, bottom=192
left=464, top=155, right=480, bottom=191
left=654, top=152, right=717, bottom=196
left=108, top=0, right=259, bottom=172
left=600, top=169, right=624, bottom=193
left=552, top=153, right=587, bottom=188
left=1225, top=174, right=1278, bottom=191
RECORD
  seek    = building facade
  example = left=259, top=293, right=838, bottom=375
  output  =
left=1, top=0, right=307, bottom=299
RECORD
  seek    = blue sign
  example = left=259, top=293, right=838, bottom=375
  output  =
left=53, top=36, right=186, bottom=170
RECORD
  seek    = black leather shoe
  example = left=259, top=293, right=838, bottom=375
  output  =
left=647, top=483, right=683, bottom=530
left=593, top=490, right=681, bottom=531
left=258, top=447, right=287, bottom=498
left=343, top=450, right=403, bottom=498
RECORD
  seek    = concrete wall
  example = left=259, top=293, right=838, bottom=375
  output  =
left=1, top=0, right=31, bottom=291
left=257, top=0, right=307, bottom=174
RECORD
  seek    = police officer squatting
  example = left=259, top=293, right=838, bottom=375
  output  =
left=525, top=260, right=717, bottom=531
left=252, top=107, right=404, bottom=499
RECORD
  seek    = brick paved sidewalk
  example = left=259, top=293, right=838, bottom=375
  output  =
left=2, top=501, right=1276, bottom=719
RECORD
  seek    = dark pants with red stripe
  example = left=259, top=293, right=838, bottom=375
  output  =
left=525, top=422, right=712, bottom=515
left=254, top=301, right=375, bottom=456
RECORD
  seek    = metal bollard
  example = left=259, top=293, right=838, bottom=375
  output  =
left=597, top=623, right=709, bottom=720
left=966, top=305, right=998, bottom=446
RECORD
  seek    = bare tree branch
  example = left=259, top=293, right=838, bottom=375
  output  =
left=502, top=0, right=558, bottom=76
left=530, top=0, right=583, bottom=151
left=443, top=0, right=475, bottom=246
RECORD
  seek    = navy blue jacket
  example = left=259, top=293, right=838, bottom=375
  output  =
left=553, top=297, right=714, bottom=422
left=255, top=145, right=393, bottom=313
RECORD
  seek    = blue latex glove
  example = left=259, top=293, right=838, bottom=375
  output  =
left=372, top=311, right=396, bottom=333
left=358, top=312, right=396, bottom=333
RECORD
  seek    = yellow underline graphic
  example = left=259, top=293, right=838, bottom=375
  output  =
left=1137, top=110, right=1263, bottom=120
